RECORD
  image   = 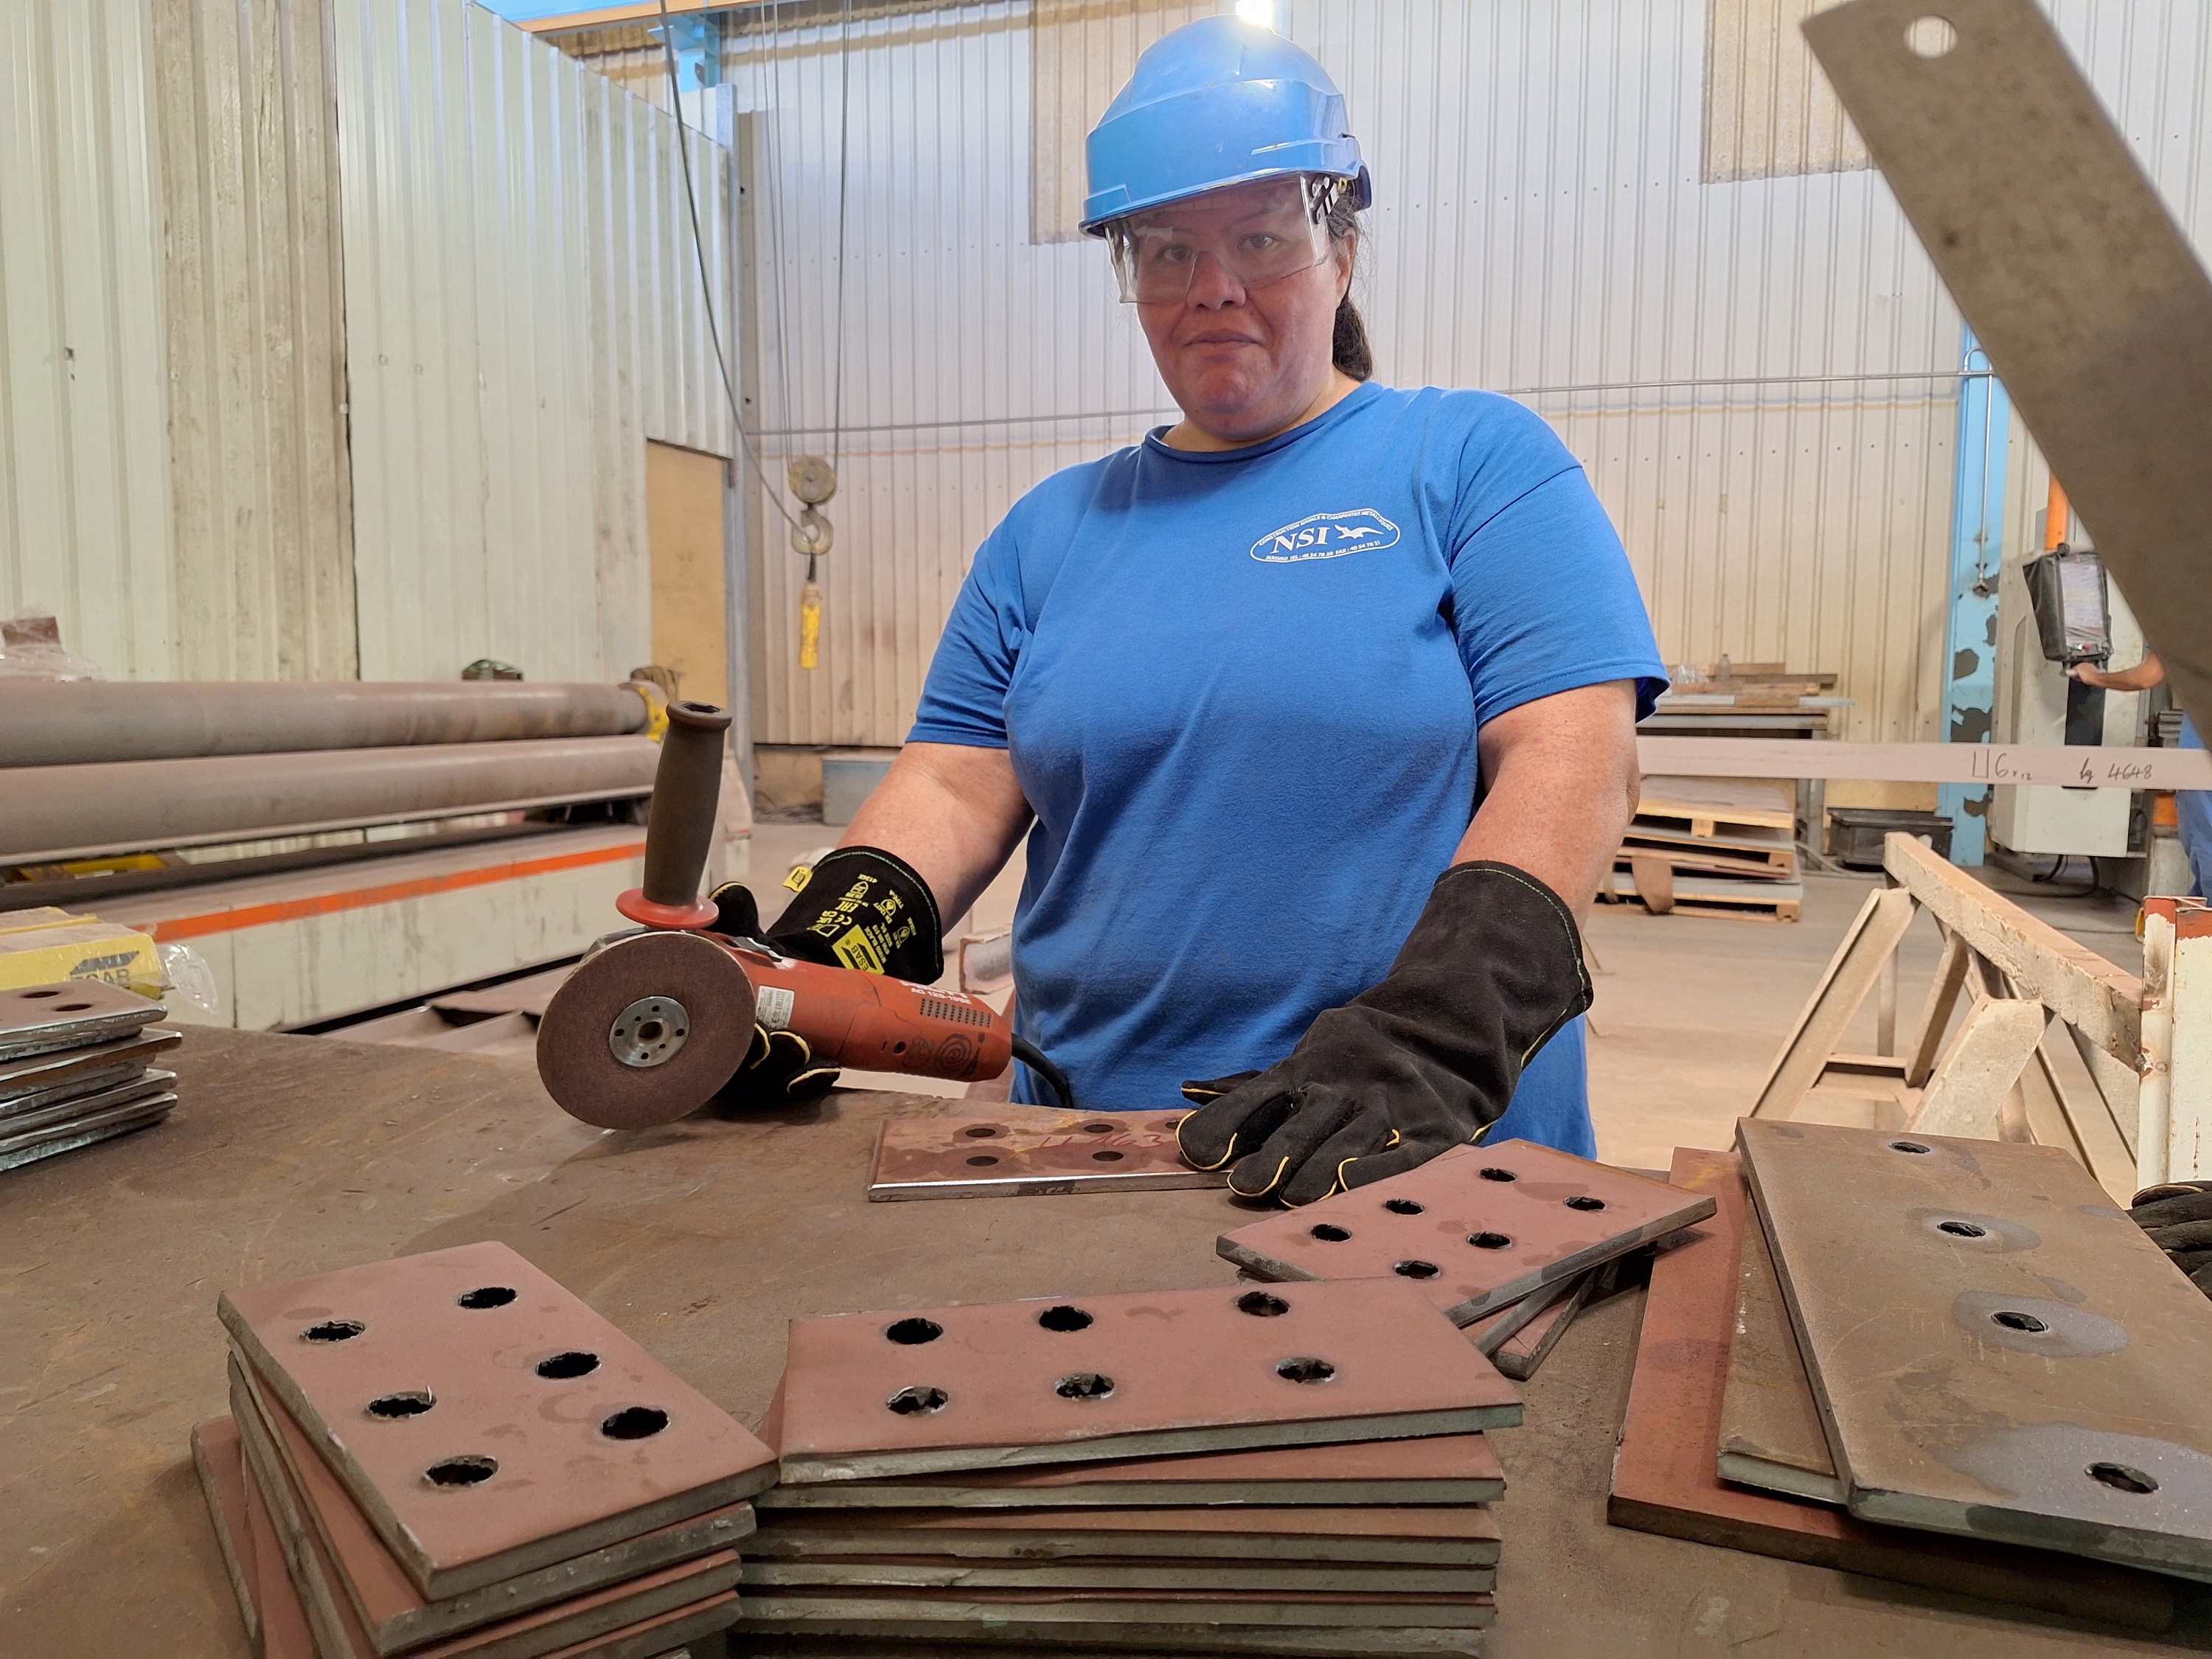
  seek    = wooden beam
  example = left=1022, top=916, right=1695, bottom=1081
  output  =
left=512, top=0, right=764, bottom=35
left=1911, top=999, right=2049, bottom=1140
left=1902, top=928, right=1972, bottom=1088
left=1635, top=737, right=2212, bottom=790
left=1882, top=833, right=2143, bottom=1068
left=1749, top=887, right=1918, bottom=1120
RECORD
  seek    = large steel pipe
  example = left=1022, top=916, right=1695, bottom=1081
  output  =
left=0, top=681, right=650, bottom=768
left=0, top=738, right=660, bottom=864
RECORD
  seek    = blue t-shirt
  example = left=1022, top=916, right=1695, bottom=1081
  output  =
left=910, top=382, right=1666, bottom=1149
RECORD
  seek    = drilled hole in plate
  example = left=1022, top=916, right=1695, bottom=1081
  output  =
left=1478, top=1166, right=1517, bottom=1183
left=366, top=1391, right=434, bottom=1419
left=1469, top=1231, right=1512, bottom=1250
left=965, top=1155, right=1000, bottom=1167
left=1081, top=1121, right=1116, bottom=1134
left=600, top=1406, right=669, bottom=1440
left=1564, top=1195, right=1607, bottom=1212
left=961, top=1125, right=1001, bottom=1138
left=886, top=1318, right=944, bottom=1346
left=2088, top=1461, right=2159, bottom=1495
left=1054, top=1371, right=1114, bottom=1400
left=424, top=1455, right=497, bottom=1488
left=1991, top=1310, right=2049, bottom=1333
left=1276, top=1356, right=1335, bottom=1384
left=1156, top=1116, right=1186, bottom=1132
left=1384, top=1198, right=1425, bottom=1215
left=1091, top=1150, right=1125, bottom=1163
left=1310, top=1223, right=1352, bottom=1242
left=1904, top=15, right=1958, bottom=58
left=1037, top=1304, right=1093, bottom=1332
left=1937, top=1220, right=1988, bottom=1238
left=458, top=1286, right=518, bottom=1309
left=1394, top=1259, right=1441, bottom=1279
left=21, top=989, right=62, bottom=1000
left=55, top=1001, right=92, bottom=1012
left=536, top=1351, right=601, bottom=1379
left=1888, top=1141, right=1933, bottom=1155
left=301, top=1319, right=364, bottom=1343
left=1237, top=1290, right=1289, bottom=1317
left=891, top=1041, right=906, bottom=1054
left=887, top=1385, right=949, bottom=1416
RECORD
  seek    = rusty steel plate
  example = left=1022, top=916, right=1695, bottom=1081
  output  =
left=1217, top=1142, right=1715, bottom=1325
left=1464, top=1272, right=1582, bottom=1360
left=232, top=1363, right=742, bottom=1659
left=1742, top=1119, right=2212, bottom=1580
left=732, top=1629, right=1486, bottom=1658
left=867, top=1109, right=1225, bottom=1201
left=192, top=1417, right=260, bottom=1651
left=1485, top=1267, right=1599, bottom=1384
left=775, top=1280, right=1519, bottom=1483
left=231, top=1360, right=754, bottom=1655
left=757, top=1433, right=1504, bottom=1511
left=740, top=1554, right=1492, bottom=1595
left=751, top=1506, right=1500, bottom=1566
left=0, top=1070, right=174, bottom=1140
left=0, top=980, right=164, bottom=1060
left=0, top=1025, right=178, bottom=1105
left=237, top=1407, right=321, bottom=1659
left=1607, top=1149, right=2176, bottom=1632
left=736, top=1585, right=1496, bottom=1630
left=218, top=1239, right=777, bottom=1599
left=1717, top=1191, right=1841, bottom=1505
left=0, top=1088, right=175, bottom=1172
left=535, top=931, right=757, bottom=1130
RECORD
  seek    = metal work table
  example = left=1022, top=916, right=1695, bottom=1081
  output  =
left=1, top=1029, right=2198, bottom=1656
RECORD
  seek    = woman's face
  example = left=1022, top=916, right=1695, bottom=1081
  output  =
left=1123, top=180, right=1352, bottom=447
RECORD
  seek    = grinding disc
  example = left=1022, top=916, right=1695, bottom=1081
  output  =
left=537, top=932, right=756, bottom=1130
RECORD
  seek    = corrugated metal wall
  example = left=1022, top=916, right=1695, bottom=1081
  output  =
left=330, top=0, right=737, bottom=685
left=563, top=0, right=2212, bottom=751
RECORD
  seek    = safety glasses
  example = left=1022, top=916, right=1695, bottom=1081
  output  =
left=1105, top=176, right=1340, bottom=305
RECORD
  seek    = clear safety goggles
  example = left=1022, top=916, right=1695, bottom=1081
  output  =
left=1105, top=175, right=1341, bottom=305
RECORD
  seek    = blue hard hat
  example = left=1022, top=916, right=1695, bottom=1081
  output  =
left=1079, top=16, right=1369, bottom=236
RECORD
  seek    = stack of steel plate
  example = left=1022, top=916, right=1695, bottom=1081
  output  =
left=745, top=1279, right=1518, bottom=1657
left=193, top=1241, right=779, bottom=1659
left=0, top=980, right=176, bottom=1172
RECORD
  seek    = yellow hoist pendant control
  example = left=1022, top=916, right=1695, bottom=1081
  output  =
left=799, top=577, right=823, bottom=672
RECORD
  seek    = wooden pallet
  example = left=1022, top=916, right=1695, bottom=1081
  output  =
left=1618, top=833, right=1797, bottom=879
left=1600, top=869, right=1802, bottom=922
left=1636, top=775, right=1797, bottom=839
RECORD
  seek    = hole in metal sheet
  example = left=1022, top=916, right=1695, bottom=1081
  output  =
left=55, top=1001, right=93, bottom=1012
left=1091, top=1150, right=1125, bottom=1162
left=366, top=1391, right=435, bottom=1419
left=1469, top=1231, right=1512, bottom=1250
left=961, top=1125, right=1001, bottom=1138
left=1937, top=1220, right=1988, bottom=1238
left=457, top=1286, right=518, bottom=1309
left=424, top=1455, right=497, bottom=1487
left=887, top=1385, right=949, bottom=1415
left=1276, top=1356, right=1335, bottom=1384
left=1082, top=1122, right=1116, bottom=1134
left=891, top=1040, right=906, bottom=1054
left=301, top=1319, right=364, bottom=1343
left=1310, top=1224, right=1352, bottom=1242
left=1394, top=1259, right=1441, bottom=1279
left=1054, top=1371, right=1114, bottom=1401
left=1384, top=1198, right=1425, bottom=1215
left=1156, top=1117, right=1186, bottom=1131
left=1478, top=1167, right=1517, bottom=1183
left=2088, top=1461, right=2159, bottom=1495
left=886, top=1318, right=945, bottom=1346
left=1888, top=1141, right=1933, bottom=1155
left=1037, top=1304, right=1093, bottom=1332
left=1564, top=1195, right=1606, bottom=1212
left=1237, top=1290, right=1290, bottom=1317
left=1904, top=15, right=1958, bottom=58
left=600, top=1406, right=669, bottom=1440
left=21, top=989, right=63, bottom=1000
left=536, top=1351, right=601, bottom=1378
left=965, top=1155, right=1001, bottom=1167
left=1991, top=1310, right=2049, bottom=1333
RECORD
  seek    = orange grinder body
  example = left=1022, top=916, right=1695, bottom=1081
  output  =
left=727, top=942, right=1012, bottom=1084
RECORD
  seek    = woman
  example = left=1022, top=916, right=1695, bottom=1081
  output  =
left=726, top=17, right=1666, bottom=1205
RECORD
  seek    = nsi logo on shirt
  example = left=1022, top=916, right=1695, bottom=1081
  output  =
left=1249, top=509, right=1402, bottom=563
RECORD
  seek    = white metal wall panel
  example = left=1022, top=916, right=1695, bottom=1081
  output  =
left=0, top=1, right=179, bottom=679
left=330, top=0, right=733, bottom=685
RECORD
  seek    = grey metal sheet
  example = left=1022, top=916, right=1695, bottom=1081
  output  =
left=748, top=1506, right=1500, bottom=1566
left=0, top=1091, right=175, bottom=1166
left=731, top=1623, right=1486, bottom=1657
left=0, top=1071, right=175, bottom=1138
left=1717, top=1191, right=1843, bottom=1506
left=0, top=1026, right=180, bottom=1104
left=0, top=981, right=165, bottom=1060
left=739, top=1557, right=1492, bottom=1594
left=868, top=1110, right=1225, bottom=1201
left=1803, top=0, right=2212, bottom=737
left=734, top=1585, right=1495, bottom=1630
left=1741, top=1119, right=2212, bottom=1578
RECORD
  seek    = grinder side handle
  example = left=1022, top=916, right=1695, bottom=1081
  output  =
left=617, top=699, right=732, bottom=931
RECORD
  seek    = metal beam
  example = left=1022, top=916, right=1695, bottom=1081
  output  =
left=1938, top=328, right=2010, bottom=864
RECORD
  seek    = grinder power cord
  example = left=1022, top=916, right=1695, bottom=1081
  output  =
left=1176, top=861, right=1592, bottom=1207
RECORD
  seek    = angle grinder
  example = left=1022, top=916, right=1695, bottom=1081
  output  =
left=536, top=699, right=1067, bottom=1129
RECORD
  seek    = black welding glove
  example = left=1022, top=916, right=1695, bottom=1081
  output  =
left=1175, top=861, right=1591, bottom=1207
left=2132, top=1180, right=2212, bottom=1298
left=705, top=847, right=944, bottom=1106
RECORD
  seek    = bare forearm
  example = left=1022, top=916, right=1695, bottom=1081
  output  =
left=1455, top=681, right=1640, bottom=923
left=838, top=742, right=1033, bottom=924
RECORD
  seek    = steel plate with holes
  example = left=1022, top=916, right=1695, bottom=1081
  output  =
left=867, top=1110, right=1222, bottom=1201
left=0, top=1088, right=175, bottom=1169
left=218, top=1240, right=778, bottom=1601
left=774, top=1281, right=1520, bottom=1484
left=0, top=1070, right=175, bottom=1141
left=1717, top=1188, right=1843, bottom=1505
left=1216, top=1143, right=1715, bottom=1326
left=0, top=981, right=165, bottom=1061
left=1741, top=1119, right=2212, bottom=1579
left=0, top=1026, right=181, bottom=1107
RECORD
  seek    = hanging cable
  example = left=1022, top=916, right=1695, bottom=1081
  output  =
left=830, top=0, right=854, bottom=475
